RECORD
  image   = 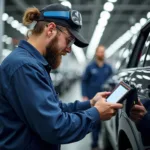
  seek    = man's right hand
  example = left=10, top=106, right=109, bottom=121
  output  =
left=94, top=97, right=123, bottom=121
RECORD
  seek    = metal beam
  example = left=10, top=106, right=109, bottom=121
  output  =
left=6, top=4, right=150, bottom=12
left=39, top=0, right=47, bottom=6
left=11, top=0, right=28, bottom=11
left=103, top=0, right=130, bottom=45
left=105, top=0, right=149, bottom=49
left=0, top=0, right=4, bottom=63
left=87, top=0, right=101, bottom=41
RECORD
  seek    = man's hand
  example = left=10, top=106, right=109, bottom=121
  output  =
left=90, top=92, right=111, bottom=107
left=130, top=100, right=147, bottom=122
left=94, top=94, right=123, bottom=121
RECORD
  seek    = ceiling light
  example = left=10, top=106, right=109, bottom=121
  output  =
left=134, top=23, right=141, bottom=30
left=2, top=35, right=8, bottom=42
left=140, top=18, right=147, bottom=26
left=98, top=18, right=108, bottom=27
left=147, top=12, right=150, bottom=19
left=130, top=26, right=138, bottom=34
left=103, top=2, right=114, bottom=12
left=61, top=1, right=72, bottom=8
left=2, top=13, right=8, bottom=21
left=108, top=0, right=117, bottom=2
left=100, top=11, right=111, bottom=20
left=16, top=23, right=23, bottom=30
left=20, top=26, right=28, bottom=35
left=86, top=25, right=104, bottom=59
left=5, top=37, right=12, bottom=45
left=2, top=49, right=12, bottom=57
left=11, top=20, right=19, bottom=28
left=7, top=16, right=14, bottom=24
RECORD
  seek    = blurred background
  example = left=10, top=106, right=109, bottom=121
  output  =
left=1, top=0, right=150, bottom=80
left=1, top=0, right=150, bottom=150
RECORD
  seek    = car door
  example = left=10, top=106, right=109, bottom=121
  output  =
left=118, top=31, right=150, bottom=150
left=126, top=34, right=150, bottom=149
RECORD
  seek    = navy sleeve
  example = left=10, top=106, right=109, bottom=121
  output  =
left=10, top=63, right=100, bottom=144
left=109, top=65, right=113, bottom=77
left=81, top=65, right=91, bottom=97
left=59, top=100, right=91, bottom=112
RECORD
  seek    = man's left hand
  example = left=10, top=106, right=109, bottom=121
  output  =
left=130, top=100, right=147, bottom=122
left=90, top=92, right=111, bottom=107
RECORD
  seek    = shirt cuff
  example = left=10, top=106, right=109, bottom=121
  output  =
left=78, top=101, right=91, bottom=110
left=85, top=107, right=100, bottom=124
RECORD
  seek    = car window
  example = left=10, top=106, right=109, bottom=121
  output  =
left=116, top=34, right=138, bottom=70
left=138, top=33, right=150, bottom=67
left=144, top=38, right=150, bottom=67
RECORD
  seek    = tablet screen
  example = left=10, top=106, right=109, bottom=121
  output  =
left=107, top=85, right=128, bottom=103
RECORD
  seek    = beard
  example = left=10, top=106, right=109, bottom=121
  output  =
left=96, top=56, right=104, bottom=61
left=45, top=35, right=62, bottom=69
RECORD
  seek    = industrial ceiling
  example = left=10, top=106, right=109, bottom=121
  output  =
left=4, top=0, right=150, bottom=58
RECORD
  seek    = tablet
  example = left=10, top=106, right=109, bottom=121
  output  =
left=106, top=81, right=132, bottom=103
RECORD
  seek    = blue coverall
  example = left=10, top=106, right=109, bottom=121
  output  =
left=0, top=40, right=100, bottom=150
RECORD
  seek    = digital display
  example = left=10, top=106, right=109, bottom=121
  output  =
left=107, top=85, right=128, bottom=103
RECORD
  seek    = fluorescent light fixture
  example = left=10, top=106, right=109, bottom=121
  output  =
left=61, top=1, right=72, bottom=8
left=11, top=20, right=19, bottom=28
left=115, top=61, right=121, bottom=69
left=108, top=0, right=117, bottom=2
left=2, top=35, right=8, bottom=42
left=87, top=1, right=116, bottom=60
left=106, top=15, right=149, bottom=58
left=98, top=18, right=108, bottom=27
left=7, top=16, right=14, bottom=24
left=86, top=25, right=104, bottom=59
left=106, top=30, right=133, bottom=58
left=134, top=23, right=141, bottom=31
left=16, top=23, right=23, bottom=31
left=100, top=11, right=111, bottom=20
left=2, top=13, right=8, bottom=21
left=19, top=26, right=28, bottom=35
left=140, top=18, right=147, bottom=26
left=72, top=45, right=86, bottom=64
left=130, top=26, right=138, bottom=34
left=5, top=37, right=12, bottom=45
left=131, top=34, right=137, bottom=44
left=147, top=12, right=150, bottom=19
left=145, top=41, right=150, bottom=47
left=146, top=54, right=150, bottom=61
left=2, top=49, right=12, bottom=57
left=122, top=49, right=129, bottom=58
left=3, top=12, right=29, bottom=36
left=103, top=2, right=114, bottom=12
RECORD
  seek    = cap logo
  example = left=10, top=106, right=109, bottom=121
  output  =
left=71, top=10, right=82, bottom=26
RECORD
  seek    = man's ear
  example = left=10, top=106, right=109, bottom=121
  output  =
left=47, top=22, right=56, bottom=37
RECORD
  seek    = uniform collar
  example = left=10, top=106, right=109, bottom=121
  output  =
left=18, top=40, right=51, bottom=72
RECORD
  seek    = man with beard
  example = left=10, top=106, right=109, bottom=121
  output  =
left=0, top=3, right=122, bottom=150
left=81, top=45, right=113, bottom=150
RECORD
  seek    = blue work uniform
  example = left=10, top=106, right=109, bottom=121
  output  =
left=81, top=61, right=113, bottom=99
left=0, top=40, right=100, bottom=150
left=81, top=61, right=113, bottom=148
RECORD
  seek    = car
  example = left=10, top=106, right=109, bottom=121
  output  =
left=102, top=20, right=150, bottom=150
